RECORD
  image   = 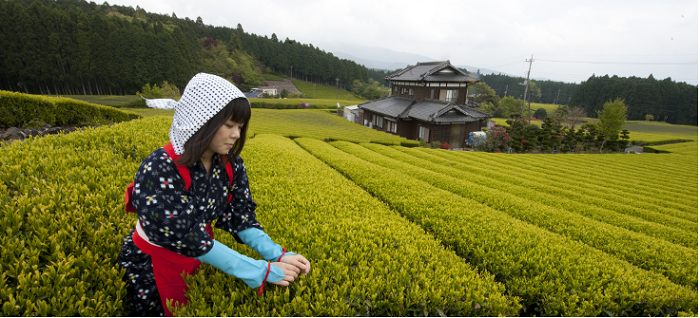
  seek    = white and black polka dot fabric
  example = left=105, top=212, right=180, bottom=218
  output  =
left=144, top=73, right=247, bottom=155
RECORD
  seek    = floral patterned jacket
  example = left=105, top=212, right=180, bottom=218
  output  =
left=131, top=148, right=263, bottom=258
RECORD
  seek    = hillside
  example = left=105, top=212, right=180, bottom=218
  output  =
left=0, top=0, right=369, bottom=95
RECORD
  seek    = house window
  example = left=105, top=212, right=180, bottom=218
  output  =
left=375, top=116, right=383, bottom=128
left=409, top=88, right=414, bottom=96
left=430, top=89, right=435, bottom=99
left=440, top=89, right=458, bottom=102
left=394, top=86, right=398, bottom=93
left=401, top=87, right=408, bottom=94
left=419, top=126, right=430, bottom=141
left=387, top=120, right=397, bottom=133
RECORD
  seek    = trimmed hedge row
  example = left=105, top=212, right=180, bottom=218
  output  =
left=172, top=134, right=520, bottom=316
left=0, top=91, right=141, bottom=128
left=402, top=147, right=698, bottom=243
left=296, top=137, right=698, bottom=316
left=1, top=118, right=517, bottom=316
left=510, top=151, right=698, bottom=201
left=331, top=141, right=697, bottom=287
left=462, top=150, right=699, bottom=217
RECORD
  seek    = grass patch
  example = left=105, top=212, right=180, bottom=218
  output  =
left=121, top=108, right=174, bottom=117
left=292, top=80, right=365, bottom=102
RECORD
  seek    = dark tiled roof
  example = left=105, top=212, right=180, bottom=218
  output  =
left=386, top=61, right=479, bottom=82
left=360, top=97, right=491, bottom=124
left=424, top=74, right=479, bottom=82
left=406, top=100, right=451, bottom=121
left=457, top=105, right=492, bottom=119
left=358, top=96, right=415, bottom=117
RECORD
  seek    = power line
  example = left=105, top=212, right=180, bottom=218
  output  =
left=538, top=59, right=697, bottom=65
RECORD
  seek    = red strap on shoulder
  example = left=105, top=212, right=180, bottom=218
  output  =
left=221, top=155, right=234, bottom=203
left=125, top=181, right=136, bottom=213
left=164, top=142, right=191, bottom=190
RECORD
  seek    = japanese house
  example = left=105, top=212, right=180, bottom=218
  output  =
left=357, top=61, right=491, bottom=148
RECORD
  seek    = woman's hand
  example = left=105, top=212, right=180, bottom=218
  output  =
left=280, top=254, right=311, bottom=275
left=269, top=262, right=300, bottom=286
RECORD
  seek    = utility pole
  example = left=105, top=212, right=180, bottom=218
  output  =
left=335, top=77, right=339, bottom=100
left=503, top=84, right=508, bottom=97
left=290, top=66, right=293, bottom=81
left=520, top=54, right=534, bottom=115
left=528, top=89, right=532, bottom=124
left=553, top=89, right=561, bottom=105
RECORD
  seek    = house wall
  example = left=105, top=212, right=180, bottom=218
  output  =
left=392, top=84, right=469, bottom=105
left=361, top=110, right=487, bottom=148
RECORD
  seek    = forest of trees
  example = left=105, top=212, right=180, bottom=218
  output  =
left=568, top=74, right=698, bottom=125
left=478, top=73, right=579, bottom=105
left=0, top=0, right=370, bottom=95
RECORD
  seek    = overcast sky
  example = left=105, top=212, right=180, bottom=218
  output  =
left=106, top=0, right=698, bottom=85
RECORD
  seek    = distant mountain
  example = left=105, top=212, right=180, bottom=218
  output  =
left=327, top=44, right=515, bottom=78
left=328, top=43, right=436, bottom=71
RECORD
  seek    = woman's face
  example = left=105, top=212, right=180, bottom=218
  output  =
left=205, top=119, right=244, bottom=158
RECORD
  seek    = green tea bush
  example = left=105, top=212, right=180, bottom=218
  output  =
left=0, top=91, right=141, bottom=128
left=172, top=135, right=520, bottom=316
left=298, top=138, right=697, bottom=316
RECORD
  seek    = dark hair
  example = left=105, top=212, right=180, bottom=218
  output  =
left=175, top=97, right=251, bottom=166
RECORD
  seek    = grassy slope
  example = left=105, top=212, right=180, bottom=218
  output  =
left=292, top=80, right=366, bottom=102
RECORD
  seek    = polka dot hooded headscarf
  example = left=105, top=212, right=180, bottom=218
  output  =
left=144, top=73, right=247, bottom=155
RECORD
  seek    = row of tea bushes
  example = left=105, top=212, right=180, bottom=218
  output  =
left=330, top=141, right=697, bottom=287
left=0, top=117, right=176, bottom=316
left=446, top=149, right=698, bottom=222
left=171, top=134, right=520, bottom=316
left=393, top=147, right=697, bottom=247
left=296, top=138, right=698, bottom=316
left=461, top=148, right=698, bottom=203
left=0, top=91, right=141, bottom=128
left=510, top=151, right=698, bottom=205
left=1, top=117, right=516, bottom=316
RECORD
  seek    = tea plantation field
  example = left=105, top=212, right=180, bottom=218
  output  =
left=0, top=111, right=697, bottom=316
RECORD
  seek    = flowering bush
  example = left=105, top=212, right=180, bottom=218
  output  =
left=475, top=126, right=511, bottom=153
left=300, top=102, right=311, bottom=109
left=440, top=142, right=451, bottom=149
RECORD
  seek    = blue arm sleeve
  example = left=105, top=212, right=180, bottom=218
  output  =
left=195, top=239, right=284, bottom=288
left=237, top=228, right=296, bottom=262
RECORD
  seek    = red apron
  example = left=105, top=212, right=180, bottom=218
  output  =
left=125, top=142, right=233, bottom=316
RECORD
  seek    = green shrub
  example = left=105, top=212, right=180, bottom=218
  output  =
left=400, top=140, right=420, bottom=148
left=0, top=91, right=141, bottom=128
left=534, top=107, right=547, bottom=120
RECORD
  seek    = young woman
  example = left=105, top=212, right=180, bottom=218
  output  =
left=118, top=73, right=310, bottom=316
